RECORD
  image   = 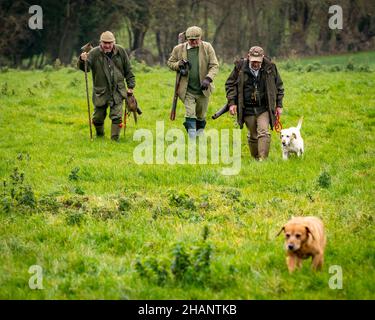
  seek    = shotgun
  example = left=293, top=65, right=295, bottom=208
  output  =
left=170, top=72, right=181, bottom=121
left=212, top=104, right=230, bottom=120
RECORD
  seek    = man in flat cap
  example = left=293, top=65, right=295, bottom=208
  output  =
left=167, top=26, right=219, bottom=138
left=225, top=46, right=284, bottom=161
left=78, top=31, right=135, bottom=141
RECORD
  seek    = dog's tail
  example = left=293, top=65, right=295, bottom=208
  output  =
left=297, top=117, right=303, bottom=130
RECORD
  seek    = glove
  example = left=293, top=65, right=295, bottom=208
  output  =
left=178, top=60, right=190, bottom=76
left=178, top=60, right=190, bottom=70
left=200, top=77, right=212, bottom=90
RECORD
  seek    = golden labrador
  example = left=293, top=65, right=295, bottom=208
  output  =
left=277, top=216, right=326, bottom=272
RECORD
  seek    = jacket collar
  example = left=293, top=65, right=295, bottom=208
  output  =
left=261, top=57, right=273, bottom=71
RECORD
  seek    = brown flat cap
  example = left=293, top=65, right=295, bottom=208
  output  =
left=249, top=46, right=264, bottom=62
left=100, top=31, right=115, bottom=42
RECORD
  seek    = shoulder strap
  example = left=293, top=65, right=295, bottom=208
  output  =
left=104, top=53, right=126, bottom=78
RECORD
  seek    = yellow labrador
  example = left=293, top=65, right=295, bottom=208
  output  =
left=280, top=117, right=304, bottom=160
left=277, top=216, right=326, bottom=272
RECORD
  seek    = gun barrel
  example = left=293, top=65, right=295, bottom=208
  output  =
left=212, top=104, right=229, bottom=120
left=170, top=73, right=181, bottom=121
left=170, top=95, right=178, bottom=120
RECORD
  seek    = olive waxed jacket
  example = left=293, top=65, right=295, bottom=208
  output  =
left=225, top=57, right=284, bottom=129
left=78, top=45, right=135, bottom=106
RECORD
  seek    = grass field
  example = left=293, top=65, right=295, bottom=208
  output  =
left=0, top=52, right=374, bottom=299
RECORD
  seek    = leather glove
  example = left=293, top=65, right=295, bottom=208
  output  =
left=178, top=60, right=190, bottom=69
left=200, top=77, right=212, bottom=90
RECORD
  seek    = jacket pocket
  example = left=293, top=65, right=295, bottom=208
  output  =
left=94, top=87, right=106, bottom=95
left=116, top=82, right=127, bottom=98
left=93, top=86, right=107, bottom=106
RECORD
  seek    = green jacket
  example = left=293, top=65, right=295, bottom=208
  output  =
left=78, top=45, right=135, bottom=106
left=167, top=41, right=219, bottom=100
left=225, top=57, right=284, bottom=129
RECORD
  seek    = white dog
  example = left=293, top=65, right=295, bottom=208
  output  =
left=280, top=117, right=304, bottom=160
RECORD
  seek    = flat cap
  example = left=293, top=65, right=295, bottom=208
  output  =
left=185, top=26, right=202, bottom=40
left=249, top=46, right=264, bottom=62
left=100, top=31, right=116, bottom=42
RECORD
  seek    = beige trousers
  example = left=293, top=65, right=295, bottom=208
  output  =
left=244, top=111, right=271, bottom=160
left=184, top=91, right=209, bottom=120
left=244, top=111, right=270, bottom=139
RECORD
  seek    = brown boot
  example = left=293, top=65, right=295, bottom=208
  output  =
left=258, top=136, right=271, bottom=160
left=111, top=123, right=121, bottom=141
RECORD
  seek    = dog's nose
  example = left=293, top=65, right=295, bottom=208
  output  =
left=288, top=244, right=294, bottom=250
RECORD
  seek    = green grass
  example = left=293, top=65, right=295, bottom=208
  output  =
left=280, top=50, right=375, bottom=66
left=0, top=52, right=374, bottom=299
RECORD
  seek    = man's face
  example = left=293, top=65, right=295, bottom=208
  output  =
left=187, top=38, right=201, bottom=48
left=101, top=41, right=114, bottom=53
left=250, top=60, right=262, bottom=70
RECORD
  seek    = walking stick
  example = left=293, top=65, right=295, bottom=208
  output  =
left=81, top=42, right=93, bottom=141
left=84, top=60, right=93, bottom=141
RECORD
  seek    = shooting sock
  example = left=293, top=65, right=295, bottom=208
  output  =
left=196, top=119, right=206, bottom=137
left=196, top=119, right=206, bottom=136
left=183, top=117, right=197, bottom=139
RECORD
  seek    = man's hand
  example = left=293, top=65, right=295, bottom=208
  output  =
left=229, top=105, right=237, bottom=115
left=276, top=106, right=282, bottom=116
left=80, top=52, right=88, bottom=61
left=178, top=60, right=190, bottom=76
left=200, top=77, right=212, bottom=90
left=178, top=60, right=190, bottom=69
left=127, top=88, right=134, bottom=95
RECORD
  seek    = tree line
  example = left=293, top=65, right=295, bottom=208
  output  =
left=0, top=0, right=374, bottom=67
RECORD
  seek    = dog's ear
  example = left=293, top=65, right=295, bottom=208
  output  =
left=292, top=133, right=297, bottom=140
left=305, top=226, right=315, bottom=240
left=276, top=226, right=285, bottom=237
